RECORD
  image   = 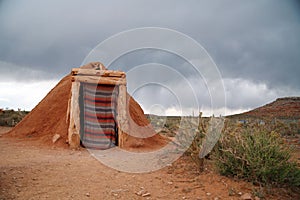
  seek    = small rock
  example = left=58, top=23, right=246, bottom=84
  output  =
left=241, top=193, right=252, bottom=200
left=182, top=188, right=192, bottom=193
left=238, top=192, right=243, bottom=196
left=85, top=192, right=90, bottom=197
left=136, top=190, right=145, bottom=196
left=136, top=189, right=151, bottom=197
left=111, top=189, right=125, bottom=193
left=52, top=134, right=61, bottom=143
left=228, top=188, right=236, bottom=196
left=167, top=181, right=173, bottom=185
left=142, top=192, right=151, bottom=197
left=206, top=192, right=211, bottom=196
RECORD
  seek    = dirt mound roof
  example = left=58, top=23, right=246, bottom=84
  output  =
left=6, top=71, right=166, bottom=150
left=6, top=75, right=72, bottom=147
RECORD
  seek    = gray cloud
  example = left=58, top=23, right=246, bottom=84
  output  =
left=0, top=0, right=300, bottom=113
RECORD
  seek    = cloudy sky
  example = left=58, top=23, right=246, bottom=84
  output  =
left=0, top=0, right=299, bottom=116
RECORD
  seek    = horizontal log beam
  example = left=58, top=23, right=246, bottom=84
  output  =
left=72, top=68, right=125, bottom=78
left=72, top=76, right=126, bottom=85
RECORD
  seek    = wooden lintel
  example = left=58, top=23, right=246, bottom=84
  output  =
left=72, top=76, right=126, bottom=85
left=72, top=68, right=126, bottom=78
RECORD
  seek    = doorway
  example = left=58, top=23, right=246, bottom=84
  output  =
left=80, top=83, right=119, bottom=149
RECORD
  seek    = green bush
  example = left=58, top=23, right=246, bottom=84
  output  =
left=214, top=129, right=300, bottom=188
left=0, top=110, right=29, bottom=126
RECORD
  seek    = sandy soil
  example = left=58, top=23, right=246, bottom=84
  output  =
left=0, top=127, right=298, bottom=200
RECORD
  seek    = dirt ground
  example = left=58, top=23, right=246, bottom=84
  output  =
left=0, top=127, right=298, bottom=200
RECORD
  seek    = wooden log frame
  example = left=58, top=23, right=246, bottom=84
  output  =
left=117, top=84, right=129, bottom=147
left=72, top=68, right=126, bottom=78
left=68, top=81, right=81, bottom=149
left=68, top=69, right=128, bottom=149
left=72, top=76, right=126, bottom=85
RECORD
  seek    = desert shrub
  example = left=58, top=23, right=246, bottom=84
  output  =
left=289, top=122, right=298, bottom=136
left=0, top=110, right=28, bottom=126
left=176, top=116, right=224, bottom=172
left=175, top=116, right=204, bottom=170
left=214, top=129, right=300, bottom=188
left=272, top=120, right=295, bottom=136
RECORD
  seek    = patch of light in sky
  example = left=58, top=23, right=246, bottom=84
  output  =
left=0, top=80, right=59, bottom=111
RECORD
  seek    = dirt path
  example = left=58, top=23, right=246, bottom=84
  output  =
left=0, top=127, right=297, bottom=200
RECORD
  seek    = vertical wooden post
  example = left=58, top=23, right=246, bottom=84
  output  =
left=117, top=84, right=128, bottom=148
left=68, top=81, right=81, bottom=149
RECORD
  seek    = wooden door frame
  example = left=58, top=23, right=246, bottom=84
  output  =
left=67, top=68, right=128, bottom=149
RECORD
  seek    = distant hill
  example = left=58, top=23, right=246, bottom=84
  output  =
left=229, top=97, right=300, bottom=119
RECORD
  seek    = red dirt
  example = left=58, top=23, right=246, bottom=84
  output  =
left=124, top=96, right=167, bottom=151
left=5, top=75, right=72, bottom=148
left=231, top=97, right=300, bottom=119
left=0, top=127, right=297, bottom=200
left=5, top=66, right=166, bottom=150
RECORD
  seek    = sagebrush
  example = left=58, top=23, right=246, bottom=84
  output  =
left=214, top=129, right=300, bottom=188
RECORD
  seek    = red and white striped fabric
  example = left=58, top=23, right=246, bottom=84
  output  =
left=81, top=83, right=118, bottom=149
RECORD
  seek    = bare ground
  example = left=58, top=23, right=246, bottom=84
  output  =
left=0, top=127, right=298, bottom=200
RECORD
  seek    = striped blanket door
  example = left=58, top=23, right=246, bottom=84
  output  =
left=81, top=83, right=119, bottom=149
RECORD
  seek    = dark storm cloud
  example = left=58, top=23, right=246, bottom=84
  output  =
left=0, top=0, right=300, bottom=112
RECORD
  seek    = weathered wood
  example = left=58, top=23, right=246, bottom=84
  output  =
left=72, top=76, right=125, bottom=82
left=117, top=85, right=129, bottom=147
left=68, top=81, right=81, bottom=149
left=72, top=76, right=126, bottom=85
left=66, top=96, right=71, bottom=123
left=72, top=68, right=126, bottom=78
